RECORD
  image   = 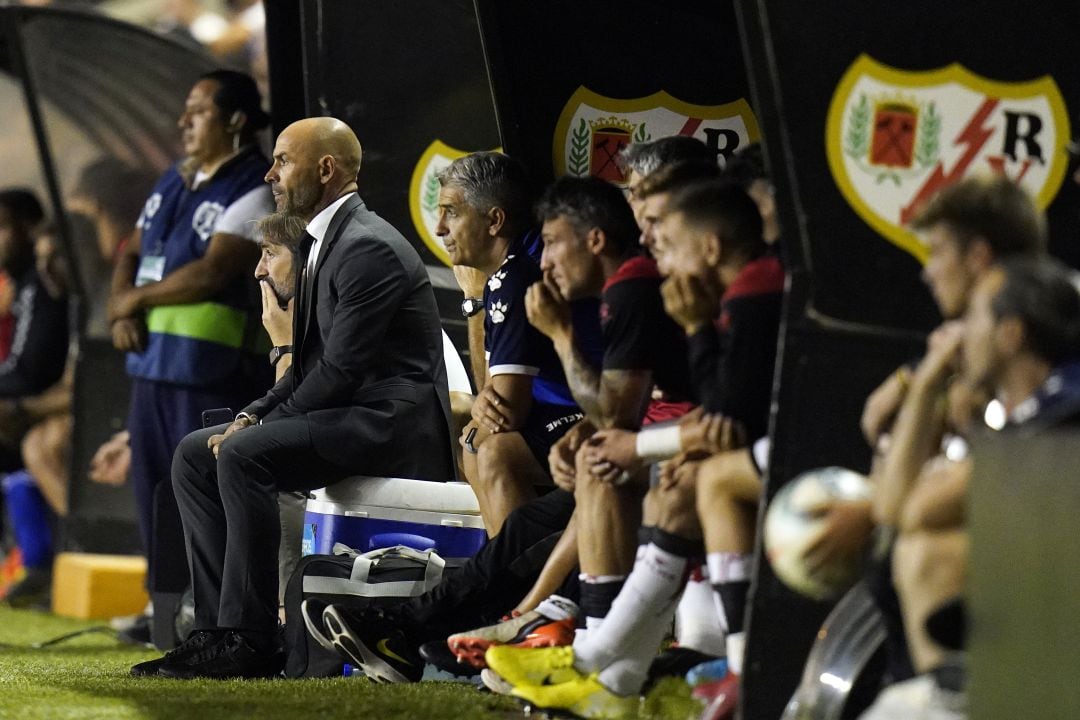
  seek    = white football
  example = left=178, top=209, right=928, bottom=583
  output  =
left=764, top=466, right=872, bottom=600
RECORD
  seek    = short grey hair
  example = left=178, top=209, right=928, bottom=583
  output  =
left=436, top=152, right=534, bottom=235
left=618, top=136, right=715, bottom=177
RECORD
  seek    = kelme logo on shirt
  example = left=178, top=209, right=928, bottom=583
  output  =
left=825, top=55, right=1070, bottom=262
left=409, top=139, right=502, bottom=267
left=553, top=87, right=760, bottom=185
left=192, top=201, right=226, bottom=242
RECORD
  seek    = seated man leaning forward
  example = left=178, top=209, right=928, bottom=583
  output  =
left=436, top=151, right=600, bottom=536
left=132, top=117, right=455, bottom=680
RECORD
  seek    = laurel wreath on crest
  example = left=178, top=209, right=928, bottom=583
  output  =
left=422, top=171, right=440, bottom=215
left=633, top=123, right=651, bottom=143
left=915, top=102, right=940, bottom=168
left=844, top=94, right=871, bottom=160
left=569, top=118, right=590, bottom=176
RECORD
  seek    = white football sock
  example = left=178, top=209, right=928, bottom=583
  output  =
left=707, top=551, right=752, bottom=632
left=675, top=569, right=726, bottom=656
left=534, top=594, right=579, bottom=622
left=574, top=543, right=687, bottom=674
left=726, top=632, right=746, bottom=675
left=596, top=596, right=679, bottom=696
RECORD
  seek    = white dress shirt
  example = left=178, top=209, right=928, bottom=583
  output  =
left=304, top=192, right=354, bottom=275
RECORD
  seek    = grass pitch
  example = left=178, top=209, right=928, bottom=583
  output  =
left=0, top=607, right=702, bottom=719
left=0, top=606, right=519, bottom=720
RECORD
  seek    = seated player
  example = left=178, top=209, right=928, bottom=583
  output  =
left=433, top=152, right=599, bottom=536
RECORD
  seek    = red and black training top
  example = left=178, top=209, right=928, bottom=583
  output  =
left=687, top=254, right=784, bottom=440
left=601, top=255, right=695, bottom=425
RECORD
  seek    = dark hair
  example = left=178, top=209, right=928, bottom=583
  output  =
left=73, top=158, right=157, bottom=227
left=637, top=160, right=722, bottom=199
left=910, top=175, right=1045, bottom=258
left=536, top=176, right=640, bottom=258
left=436, top=152, right=535, bottom=238
left=723, top=143, right=768, bottom=189
left=618, top=136, right=715, bottom=177
left=992, top=257, right=1080, bottom=365
left=199, top=69, right=271, bottom=133
left=664, top=180, right=764, bottom=261
left=0, top=188, right=45, bottom=228
left=255, top=212, right=306, bottom=254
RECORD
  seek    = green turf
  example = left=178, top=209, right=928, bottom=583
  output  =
left=0, top=607, right=702, bottom=719
left=0, top=606, right=519, bottom=720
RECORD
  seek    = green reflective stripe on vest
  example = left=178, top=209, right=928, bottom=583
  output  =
left=146, top=302, right=247, bottom=349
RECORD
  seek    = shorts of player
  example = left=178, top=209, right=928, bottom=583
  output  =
left=519, top=402, right=585, bottom=474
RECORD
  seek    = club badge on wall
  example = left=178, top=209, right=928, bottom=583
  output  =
left=553, top=87, right=760, bottom=185
left=410, top=140, right=502, bottom=267
left=826, top=54, right=1070, bottom=262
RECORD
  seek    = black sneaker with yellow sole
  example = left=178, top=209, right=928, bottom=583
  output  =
left=322, top=605, right=423, bottom=683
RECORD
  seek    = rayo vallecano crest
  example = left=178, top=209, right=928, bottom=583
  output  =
left=554, top=87, right=760, bottom=184
left=826, top=55, right=1070, bottom=262
left=410, top=140, right=501, bottom=267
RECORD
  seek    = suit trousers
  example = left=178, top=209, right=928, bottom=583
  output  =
left=171, top=420, right=355, bottom=634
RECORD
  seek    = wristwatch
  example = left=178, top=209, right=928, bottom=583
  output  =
left=461, top=297, right=485, bottom=317
left=269, top=345, right=293, bottom=367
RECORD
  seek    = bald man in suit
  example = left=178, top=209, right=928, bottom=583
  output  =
left=132, top=117, right=454, bottom=679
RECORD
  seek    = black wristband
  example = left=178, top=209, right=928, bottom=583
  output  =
left=269, top=345, right=293, bottom=366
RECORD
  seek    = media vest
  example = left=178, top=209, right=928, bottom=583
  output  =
left=126, top=149, right=269, bottom=387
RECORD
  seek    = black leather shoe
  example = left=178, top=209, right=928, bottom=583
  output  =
left=130, top=629, right=223, bottom=677
left=158, top=631, right=285, bottom=680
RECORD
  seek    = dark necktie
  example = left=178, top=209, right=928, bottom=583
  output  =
left=293, top=232, right=317, bottom=380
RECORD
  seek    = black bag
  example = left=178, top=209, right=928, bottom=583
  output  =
left=284, top=544, right=447, bottom=678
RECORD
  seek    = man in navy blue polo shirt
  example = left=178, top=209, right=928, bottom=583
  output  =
left=435, top=152, right=601, bottom=537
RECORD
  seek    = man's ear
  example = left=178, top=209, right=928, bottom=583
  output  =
left=318, top=154, right=336, bottom=184
left=487, top=207, right=507, bottom=237
left=996, top=315, right=1026, bottom=357
left=586, top=228, right=607, bottom=256
left=965, top=237, right=994, bottom=275
left=702, top=232, right=722, bottom=267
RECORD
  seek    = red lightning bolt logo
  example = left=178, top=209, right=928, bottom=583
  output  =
left=899, top=97, right=999, bottom=226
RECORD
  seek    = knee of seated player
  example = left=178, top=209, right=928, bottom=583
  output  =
left=20, top=422, right=46, bottom=469
left=893, top=527, right=968, bottom=595
left=476, top=430, right=537, bottom=483
left=696, top=449, right=761, bottom=505
left=572, top=443, right=602, bottom=495
left=656, top=469, right=701, bottom=537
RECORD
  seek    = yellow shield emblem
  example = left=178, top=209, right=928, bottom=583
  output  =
left=826, top=55, right=1071, bottom=262
left=553, top=86, right=760, bottom=184
left=409, top=140, right=501, bottom=267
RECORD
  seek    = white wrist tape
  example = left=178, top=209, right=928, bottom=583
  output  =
left=635, top=425, right=682, bottom=461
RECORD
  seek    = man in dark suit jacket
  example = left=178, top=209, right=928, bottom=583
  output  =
left=131, top=117, right=454, bottom=679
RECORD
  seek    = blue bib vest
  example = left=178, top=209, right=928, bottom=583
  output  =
left=126, top=149, right=270, bottom=387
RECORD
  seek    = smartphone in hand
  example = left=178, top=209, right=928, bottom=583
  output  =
left=201, top=408, right=234, bottom=429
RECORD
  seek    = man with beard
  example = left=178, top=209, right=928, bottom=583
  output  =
left=132, top=117, right=454, bottom=679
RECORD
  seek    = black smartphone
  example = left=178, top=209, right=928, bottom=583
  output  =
left=201, top=408, right=234, bottom=429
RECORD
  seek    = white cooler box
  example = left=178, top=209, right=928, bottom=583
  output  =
left=302, top=477, right=487, bottom=561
